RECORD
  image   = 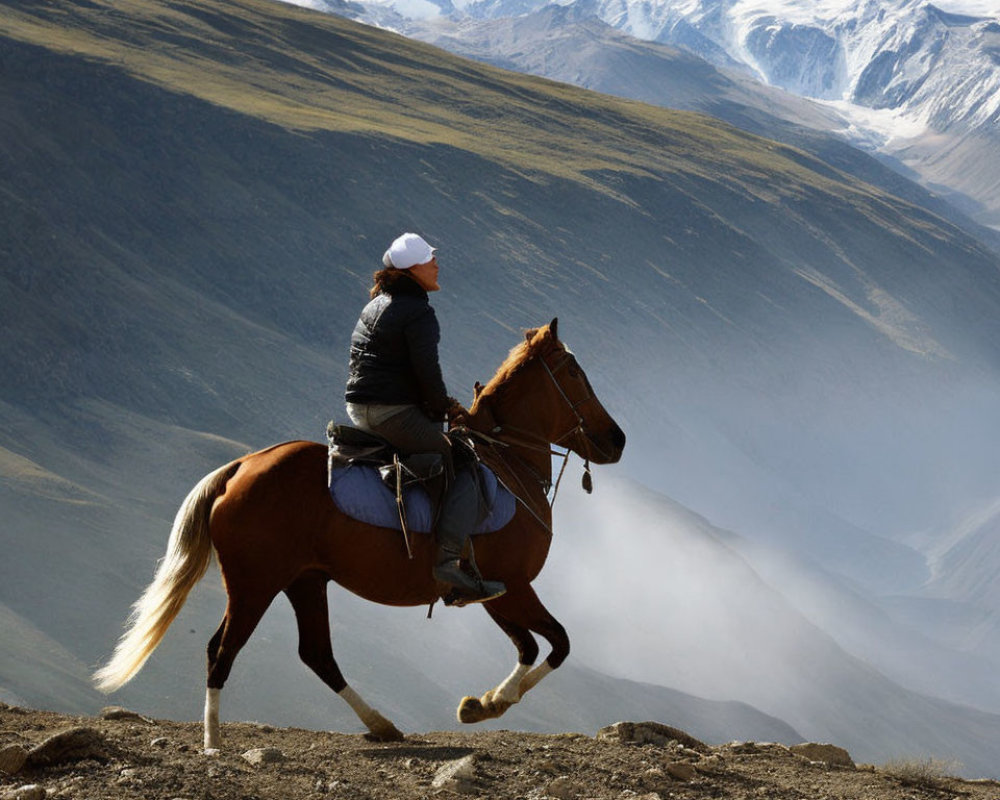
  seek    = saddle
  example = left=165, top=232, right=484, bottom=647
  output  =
left=326, top=421, right=445, bottom=490
left=325, top=422, right=516, bottom=545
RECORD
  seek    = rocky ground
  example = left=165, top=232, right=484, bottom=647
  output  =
left=1, top=703, right=998, bottom=800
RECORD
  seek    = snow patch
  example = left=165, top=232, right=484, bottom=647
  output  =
left=818, top=98, right=928, bottom=147
left=933, top=0, right=1000, bottom=14
left=367, top=0, right=443, bottom=18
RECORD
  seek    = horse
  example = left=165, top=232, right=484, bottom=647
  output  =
left=93, top=319, right=626, bottom=750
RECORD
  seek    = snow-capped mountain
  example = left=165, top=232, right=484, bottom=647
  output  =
left=544, top=1, right=999, bottom=118
left=539, top=0, right=999, bottom=225
left=290, top=0, right=1000, bottom=226
left=461, top=0, right=1000, bottom=131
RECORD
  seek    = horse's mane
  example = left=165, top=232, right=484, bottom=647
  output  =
left=475, top=325, right=556, bottom=404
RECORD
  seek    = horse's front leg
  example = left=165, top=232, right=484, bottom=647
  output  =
left=458, top=585, right=567, bottom=723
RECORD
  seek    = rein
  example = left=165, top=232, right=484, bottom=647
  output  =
left=465, top=348, right=602, bottom=526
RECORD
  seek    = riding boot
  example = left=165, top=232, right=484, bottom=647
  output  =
left=432, top=533, right=506, bottom=605
left=433, top=467, right=506, bottom=605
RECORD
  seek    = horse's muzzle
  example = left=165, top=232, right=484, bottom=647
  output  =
left=587, top=422, right=626, bottom=464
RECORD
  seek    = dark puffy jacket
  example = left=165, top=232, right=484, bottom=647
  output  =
left=345, top=273, right=450, bottom=419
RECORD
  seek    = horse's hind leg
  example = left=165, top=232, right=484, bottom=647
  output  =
left=284, top=570, right=404, bottom=742
left=204, top=593, right=275, bottom=751
left=458, top=583, right=567, bottom=724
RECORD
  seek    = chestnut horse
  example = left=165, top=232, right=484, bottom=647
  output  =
left=94, top=320, right=625, bottom=749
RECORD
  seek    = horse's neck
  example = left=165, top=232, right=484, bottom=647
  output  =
left=467, top=403, right=553, bottom=487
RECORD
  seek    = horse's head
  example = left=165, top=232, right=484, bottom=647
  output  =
left=471, top=319, right=626, bottom=464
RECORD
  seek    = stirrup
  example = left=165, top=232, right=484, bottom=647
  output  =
left=442, top=581, right=507, bottom=607
left=434, top=560, right=506, bottom=606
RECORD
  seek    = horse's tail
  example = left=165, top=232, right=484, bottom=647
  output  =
left=93, top=459, right=241, bottom=693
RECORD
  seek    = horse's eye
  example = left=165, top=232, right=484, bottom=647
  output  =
left=567, top=366, right=580, bottom=379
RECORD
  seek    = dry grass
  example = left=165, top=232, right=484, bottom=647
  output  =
left=0, top=0, right=887, bottom=206
left=881, top=756, right=962, bottom=786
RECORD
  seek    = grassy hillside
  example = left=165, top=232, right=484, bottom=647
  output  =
left=5, top=0, right=1000, bottom=415
left=0, top=0, right=977, bottom=211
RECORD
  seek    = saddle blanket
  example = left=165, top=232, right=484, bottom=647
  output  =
left=328, top=463, right=517, bottom=534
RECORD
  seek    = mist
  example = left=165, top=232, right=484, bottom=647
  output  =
left=522, top=466, right=1000, bottom=775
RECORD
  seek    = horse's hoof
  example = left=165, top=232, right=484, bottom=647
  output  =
left=482, top=691, right=512, bottom=717
left=458, top=695, right=487, bottom=724
left=458, top=692, right=511, bottom=723
left=365, top=714, right=406, bottom=742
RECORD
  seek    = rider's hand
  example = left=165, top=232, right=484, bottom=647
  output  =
left=446, top=397, right=469, bottom=428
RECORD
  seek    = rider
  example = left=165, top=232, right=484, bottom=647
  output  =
left=345, top=232, right=506, bottom=605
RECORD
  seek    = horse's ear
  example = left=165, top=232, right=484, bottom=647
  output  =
left=550, top=317, right=559, bottom=340
left=474, top=381, right=484, bottom=399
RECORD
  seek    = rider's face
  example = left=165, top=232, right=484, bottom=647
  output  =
left=408, top=256, right=440, bottom=292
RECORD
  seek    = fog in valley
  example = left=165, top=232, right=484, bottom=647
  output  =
left=515, top=338, right=1000, bottom=775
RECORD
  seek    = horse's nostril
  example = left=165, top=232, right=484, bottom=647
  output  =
left=612, top=424, right=626, bottom=450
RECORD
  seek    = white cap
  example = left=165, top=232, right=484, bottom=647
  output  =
left=383, top=232, right=437, bottom=270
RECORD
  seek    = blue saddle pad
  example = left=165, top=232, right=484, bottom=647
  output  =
left=329, top=463, right=516, bottom=534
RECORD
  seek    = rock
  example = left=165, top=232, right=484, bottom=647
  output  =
left=25, top=727, right=109, bottom=767
left=117, top=767, right=144, bottom=786
left=537, top=757, right=562, bottom=774
left=596, top=721, right=708, bottom=752
left=666, top=762, right=697, bottom=782
left=99, top=706, right=151, bottom=723
left=1, top=785, right=46, bottom=800
left=545, top=775, right=581, bottom=799
left=241, top=747, right=286, bottom=765
left=640, top=767, right=668, bottom=788
left=432, top=755, right=478, bottom=793
left=0, top=744, right=29, bottom=775
left=789, top=743, right=855, bottom=768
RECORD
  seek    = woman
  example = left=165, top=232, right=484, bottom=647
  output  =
left=345, top=232, right=506, bottom=605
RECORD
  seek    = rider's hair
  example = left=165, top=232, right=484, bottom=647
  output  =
left=369, top=267, right=411, bottom=299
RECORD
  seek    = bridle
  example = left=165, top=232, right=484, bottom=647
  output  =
left=464, top=346, right=609, bottom=515
left=541, top=352, right=596, bottom=448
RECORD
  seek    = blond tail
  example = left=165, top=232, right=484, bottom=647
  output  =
left=93, top=460, right=240, bottom=692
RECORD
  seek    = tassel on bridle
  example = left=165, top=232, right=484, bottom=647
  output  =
left=582, top=459, right=593, bottom=494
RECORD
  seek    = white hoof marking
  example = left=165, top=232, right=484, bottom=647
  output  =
left=495, top=663, right=530, bottom=704
left=520, top=661, right=554, bottom=694
left=204, top=687, right=221, bottom=750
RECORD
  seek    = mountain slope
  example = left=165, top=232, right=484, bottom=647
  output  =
left=318, top=0, right=1000, bottom=225
left=926, top=496, right=1000, bottom=611
left=4, top=0, right=1000, bottom=778
left=407, top=4, right=1000, bottom=249
left=8, top=0, right=1000, bottom=555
